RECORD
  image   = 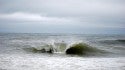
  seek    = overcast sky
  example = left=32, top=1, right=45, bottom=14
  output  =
left=0, top=0, right=125, bottom=34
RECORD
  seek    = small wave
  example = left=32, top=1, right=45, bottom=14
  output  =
left=23, top=47, right=54, bottom=53
left=23, top=44, right=55, bottom=53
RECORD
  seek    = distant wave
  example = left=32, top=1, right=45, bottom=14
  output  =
left=99, top=39, right=125, bottom=45
left=116, top=40, right=125, bottom=42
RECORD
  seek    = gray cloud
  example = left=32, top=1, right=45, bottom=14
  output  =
left=0, top=0, right=124, bottom=16
left=0, top=0, right=125, bottom=34
left=0, top=12, right=72, bottom=23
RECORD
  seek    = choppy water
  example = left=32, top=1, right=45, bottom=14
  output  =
left=0, top=33, right=125, bottom=70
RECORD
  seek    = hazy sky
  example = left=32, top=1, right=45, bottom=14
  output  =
left=0, top=0, right=125, bottom=34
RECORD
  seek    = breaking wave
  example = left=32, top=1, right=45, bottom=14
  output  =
left=23, top=42, right=67, bottom=53
left=23, top=42, right=107, bottom=56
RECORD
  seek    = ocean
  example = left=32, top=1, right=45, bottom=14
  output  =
left=0, top=33, right=125, bottom=70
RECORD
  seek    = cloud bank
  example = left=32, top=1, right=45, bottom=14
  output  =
left=0, top=12, right=71, bottom=22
